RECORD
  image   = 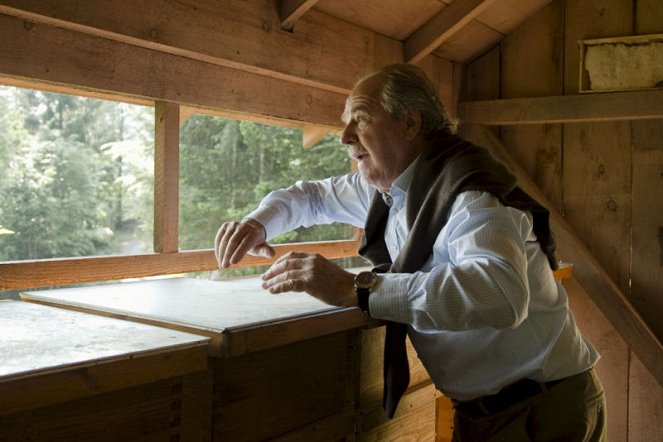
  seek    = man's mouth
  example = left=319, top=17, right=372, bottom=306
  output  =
left=352, top=151, right=369, bottom=161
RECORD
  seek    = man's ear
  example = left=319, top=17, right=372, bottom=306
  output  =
left=404, top=109, right=422, bottom=140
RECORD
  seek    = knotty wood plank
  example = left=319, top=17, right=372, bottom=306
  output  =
left=405, top=0, right=499, bottom=64
left=0, top=239, right=360, bottom=290
left=154, top=101, right=180, bottom=254
left=458, top=125, right=663, bottom=387
left=0, top=0, right=382, bottom=94
left=564, top=121, right=632, bottom=299
left=459, top=89, right=663, bottom=125
left=0, top=13, right=347, bottom=127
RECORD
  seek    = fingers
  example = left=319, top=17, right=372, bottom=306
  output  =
left=214, top=219, right=267, bottom=269
left=261, top=252, right=307, bottom=292
left=249, top=243, right=276, bottom=259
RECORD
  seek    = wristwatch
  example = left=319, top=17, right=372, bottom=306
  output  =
left=355, top=271, right=378, bottom=313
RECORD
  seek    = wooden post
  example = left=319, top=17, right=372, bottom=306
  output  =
left=154, top=101, right=180, bottom=254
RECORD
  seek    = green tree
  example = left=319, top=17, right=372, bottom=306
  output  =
left=0, top=86, right=153, bottom=260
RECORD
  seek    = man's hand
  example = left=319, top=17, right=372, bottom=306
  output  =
left=214, top=219, right=275, bottom=269
left=261, top=252, right=357, bottom=308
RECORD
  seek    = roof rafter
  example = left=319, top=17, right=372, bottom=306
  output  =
left=277, top=0, right=319, bottom=31
left=405, top=0, right=498, bottom=64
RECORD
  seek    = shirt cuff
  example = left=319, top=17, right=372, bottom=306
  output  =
left=243, top=205, right=285, bottom=241
left=368, top=274, right=411, bottom=324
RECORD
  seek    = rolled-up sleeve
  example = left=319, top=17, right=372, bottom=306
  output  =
left=245, top=173, right=373, bottom=241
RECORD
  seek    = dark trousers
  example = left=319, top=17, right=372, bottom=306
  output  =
left=452, top=369, right=606, bottom=442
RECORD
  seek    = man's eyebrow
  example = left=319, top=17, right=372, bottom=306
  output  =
left=342, top=103, right=370, bottom=122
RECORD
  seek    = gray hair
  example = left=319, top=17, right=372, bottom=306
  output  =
left=358, top=63, right=457, bottom=136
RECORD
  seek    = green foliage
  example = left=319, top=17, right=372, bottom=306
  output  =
left=0, top=85, right=353, bottom=266
left=179, top=116, right=352, bottom=251
left=0, top=86, right=153, bottom=260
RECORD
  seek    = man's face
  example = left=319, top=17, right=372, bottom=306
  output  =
left=340, top=76, right=417, bottom=192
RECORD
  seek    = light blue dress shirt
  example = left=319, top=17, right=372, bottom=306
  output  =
left=246, top=166, right=599, bottom=400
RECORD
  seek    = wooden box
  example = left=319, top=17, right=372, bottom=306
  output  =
left=22, top=278, right=367, bottom=441
left=0, top=300, right=209, bottom=441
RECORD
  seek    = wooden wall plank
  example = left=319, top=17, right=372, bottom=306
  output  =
left=416, top=55, right=455, bottom=115
left=464, top=45, right=500, bottom=102
left=500, top=1, right=563, bottom=99
left=564, top=278, right=629, bottom=442
left=500, top=0, right=564, bottom=211
left=562, top=121, right=632, bottom=294
left=0, top=14, right=346, bottom=127
left=630, top=121, right=663, bottom=341
left=628, top=351, right=663, bottom=442
left=563, top=0, right=633, bottom=96
left=154, top=101, right=180, bottom=254
left=0, top=0, right=387, bottom=94
left=636, top=0, right=663, bottom=34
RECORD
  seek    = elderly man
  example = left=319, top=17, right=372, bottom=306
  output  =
left=214, top=64, right=605, bottom=441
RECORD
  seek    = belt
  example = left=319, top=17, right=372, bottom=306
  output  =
left=452, top=375, right=572, bottom=418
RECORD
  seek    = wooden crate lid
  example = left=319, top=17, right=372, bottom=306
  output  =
left=21, top=278, right=367, bottom=358
left=0, top=300, right=210, bottom=414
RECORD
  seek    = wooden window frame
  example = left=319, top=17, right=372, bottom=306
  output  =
left=0, top=82, right=361, bottom=291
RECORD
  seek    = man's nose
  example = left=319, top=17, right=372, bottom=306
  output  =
left=340, top=123, right=355, bottom=145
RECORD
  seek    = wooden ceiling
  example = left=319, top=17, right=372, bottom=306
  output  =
left=280, top=0, right=555, bottom=63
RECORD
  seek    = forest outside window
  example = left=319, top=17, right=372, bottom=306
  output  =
left=0, top=83, right=362, bottom=292
left=179, top=112, right=354, bottom=251
left=0, top=85, right=155, bottom=262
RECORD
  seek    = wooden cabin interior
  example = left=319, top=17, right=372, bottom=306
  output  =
left=0, top=0, right=661, bottom=440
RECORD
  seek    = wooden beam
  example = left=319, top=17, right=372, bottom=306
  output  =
left=405, top=0, right=499, bottom=64
left=278, top=0, right=319, bottom=31
left=0, top=240, right=361, bottom=291
left=459, top=90, right=663, bottom=125
left=0, top=0, right=385, bottom=94
left=0, top=13, right=346, bottom=127
left=302, top=125, right=331, bottom=147
left=154, top=101, right=180, bottom=254
left=458, top=124, right=663, bottom=387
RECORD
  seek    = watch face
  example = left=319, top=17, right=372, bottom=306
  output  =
left=355, top=271, right=377, bottom=289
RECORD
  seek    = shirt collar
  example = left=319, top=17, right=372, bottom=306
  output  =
left=380, top=155, right=420, bottom=207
